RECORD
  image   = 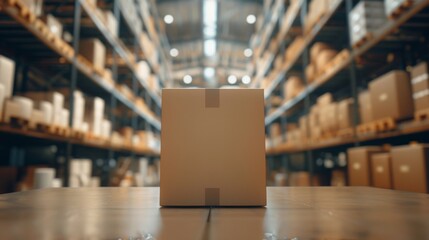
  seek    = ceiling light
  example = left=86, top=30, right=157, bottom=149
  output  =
left=246, top=14, right=256, bottom=24
left=227, top=75, right=237, bottom=84
left=164, top=14, right=174, bottom=24
left=170, top=48, right=179, bottom=57
left=204, top=39, right=217, bottom=57
left=204, top=67, right=215, bottom=79
left=244, top=48, right=253, bottom=57
left=242, top=75, right=251, bottom=84
left=183, top=75, right=192, bottom=84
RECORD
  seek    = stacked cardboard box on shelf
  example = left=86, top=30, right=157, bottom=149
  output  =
left=305, top=0, right=337, bottom=33
left=411, top=62, right=429, bottom=114
left=79, top=38, right=106, bottom=71
left=284, top=76, right=304, bottom=101
left=348, top=143, right=429, bottom=193
left=84, top=97, right=105, bottom=137
left=307, top=42, right=338, bottom=82
left=369, top=70, right=414, bottom=121
left=21, top=0, right=44, bottom=17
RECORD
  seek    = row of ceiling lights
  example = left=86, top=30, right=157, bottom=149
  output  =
left=182, top=74, right=251, bottom=85
left=169, top=48, right=253, bottom=58
left=163, top=14, right=256, bottom=26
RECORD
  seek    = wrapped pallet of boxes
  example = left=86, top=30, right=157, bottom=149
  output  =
left=369, top=70, right=414, bottom=121
left=0, top=55, right=16, bottom=99
left=103, top=11, right=118, bottom=37
left=3, top=96, right=33, bottom=124
left=29, top=101, right=53, bottom=128
left=337, top=98, right=354, bottom=129
left=85, top=97, right=105, bottom=137
left=23, top=91, right=64, bottom=126
left=284, top=76, right=304, bottom=101
left=391, top=144, right=429, bottom=193
left=41, top=14, right=63, bottom=38
left=358, top=91, right=373, bottom=124
left=79, top=38, right=106, bottom=71
left=348, top=1, right=386, bottom=46
left=347, top=146, right=384, bottom=186
left=370, top=153, right=392, bottom=189
left=410, top=62, right=429, bottom=114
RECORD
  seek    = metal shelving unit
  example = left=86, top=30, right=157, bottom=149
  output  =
left=0, top=0, right=168, bottom=187
left=256, top=0, right=429, bottom=185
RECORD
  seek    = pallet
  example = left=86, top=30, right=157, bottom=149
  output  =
left=49, top=125, right=70, bottom=137
left=374, top=117, right=397, bottom=132
left=7, top=0, right=35, bottom=23
left=337, top=128, right=354, bottom=139
left=70, top=130, right=86, bottom=140
left=388, top=0, right=413, bottom=19
left=414, top=109, right=429, bottom=121
left=352, top=33, right=373, bottom=49
left=10, top=117, right=29, bottom=130
left=35, top=122, right=50, bottom=132
left=357, top=122, right=377, bottom=136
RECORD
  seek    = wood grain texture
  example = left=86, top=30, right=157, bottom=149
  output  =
left=1, top=187, right=429, bottom=239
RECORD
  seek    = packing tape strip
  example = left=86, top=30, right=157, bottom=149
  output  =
left=413, top=89, right=429, bottom=100
left=205, top=89, right=220, bottom=108
left=412, top=73, right=429, bottom=85
left=205, top=188, right=220, bottom=206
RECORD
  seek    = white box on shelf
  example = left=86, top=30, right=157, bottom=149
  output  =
left=103, top=11, right=118, bottom=37
left=85, top=97, right=105, bottom=136
left=30, top=109, right=44, bottom=129
left=348, top=1, right=386, bottom=46
left=0, top=55, right=16, bottom=98
left=39, top=101, right=53, bottom=125
left=42, top=14, right=63, bottom=38
left=22, top=91, right=65, bottom=126
left=136, top=61, right=150, bottom=80
left=60, top=108, right=69, bottom=128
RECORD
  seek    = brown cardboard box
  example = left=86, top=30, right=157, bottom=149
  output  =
left=369, top=70, right=414, bottom=121
left=347, top=146, right=384, bottom=186
left=299, top=116, right=308, bottom=140
left=270, top=123, right=282, bottom=138
left=310, top=42, right=331, bottom=63
left=358, top=91, right=373, bottom=124
left=79, top=38, right=106, bottom=71
left=325, top=102, right=338, bottom=131
left=309, top=105, right=319, bottom=127
left=371, top=153, right=392, bottom=189
left=410, top=62, right=429, bottom=112
left=315, top=49, right=338, bottom=74
left=317, top=92, right=333, bottom=106
left=391, top=144, right=429, bottom=193
left=289, top=172, right=311, bottom=186
left=338, top=98, right=354, bottom=129
left=103, top=11, right=118, bottom=37
left=160, top=89, right=266, bottom=206
left=306, top=64, right=316, bottom=83
left=284, top=76, right=304, bottom=100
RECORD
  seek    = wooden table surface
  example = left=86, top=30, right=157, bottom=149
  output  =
left=1, top=187, right=429, bottom=239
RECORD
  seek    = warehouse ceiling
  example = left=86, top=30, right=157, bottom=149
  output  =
left=157, top=0, right=262, bottom=87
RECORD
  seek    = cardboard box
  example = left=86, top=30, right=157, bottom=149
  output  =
left=0, top=55, right=15, bottom=98
left=338, top=98, right=354, bottom=129
left=306, top=64, right=316, bottom=83
left=317, top=92, right=333, bottom=106
left=371, top=153, right=392, bottom=189
left=21, top=0, right=43, bottom=16
left=101, top=119, right=112, bottom=139
left=315, top=49, right=338, bottom=74
left=136, top=61, right=150, bottom=80
left=22, top=91, right=64, bottom=125
left=3, top=97, right=33, bottom=122
left=30, top=109, right=44, bottom=129
left=347, top=146, right=384, bottom=186
left=79, top=38, right=106, bottom=70
left=411, top=62, right=429, bottom=112
left=57, top=89, right=85, bottom=131
left=120, top=127, right=133, bottom=146
left=385, top=0, right=410, bottom=17
left=289, top=172, right=311, bottom=186
left=369, top=70, right=414, bottom=121
left=60, top=108, right=69, bottom=128
left=0, top=84, right=4, bottom=122
left=42, top=14, right=63, bottom=38
left=161, top=89, right=266, bottom=206
left=310, top=42, right=331, bottom=63
left=358, top=91, right=372, bottom=124
left=84, top=97, right=105, bottom=136
left=103, top=11, right=118, bottom=37
left=284, top=76, right=304, bottom=100
left=391, top=144, right=429, bottom=193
